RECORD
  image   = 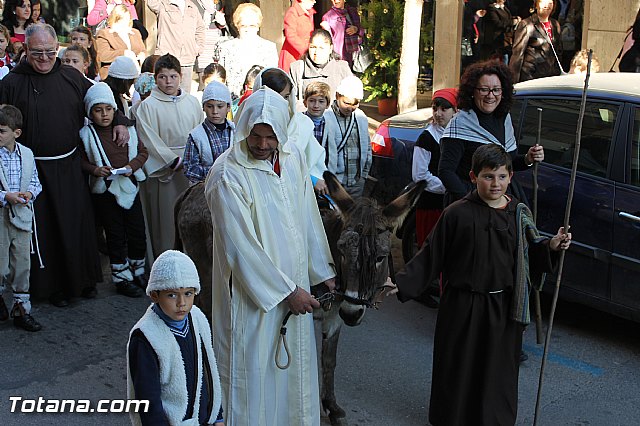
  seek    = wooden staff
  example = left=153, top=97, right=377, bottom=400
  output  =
left=532, top=107, right=544, bottom=345
left=533, top=50, right=593, bottom=425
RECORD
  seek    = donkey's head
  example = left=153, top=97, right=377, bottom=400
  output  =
left=323, top=172, right=425, bottom=327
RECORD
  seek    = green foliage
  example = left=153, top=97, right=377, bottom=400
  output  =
left=420, top=1, right=435, bottom=69
left=360, top=0, right=404, bottom=101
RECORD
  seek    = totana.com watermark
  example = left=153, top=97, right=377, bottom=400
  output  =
left=9, top=396, right=149, bottom=413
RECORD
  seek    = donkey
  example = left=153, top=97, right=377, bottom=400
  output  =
left=174, top=173, right=425, bottom=425
left=318, top=172, right=424, bottom=425
left=173, top=182, right=214, bottom=318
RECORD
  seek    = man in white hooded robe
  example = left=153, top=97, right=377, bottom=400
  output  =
left=205, top=87, right=336, bottom=426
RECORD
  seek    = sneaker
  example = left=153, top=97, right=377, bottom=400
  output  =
left=13, top=313, right=42, bottom=332
left=116, top=281, right=144, bottom=298
left=0, top=298, right=8, bottom=321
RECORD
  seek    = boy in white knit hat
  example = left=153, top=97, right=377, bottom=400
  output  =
left=324, top=75, right=372, bottom=197
left=0, top=105, right=42, bottom=332
left=80, top=82, right=148, bottom=298
left=127, top=250, right=224, bottom=425
left=183, top=80, right=235, bottom=184
left=105, top=56, right=140, bottom=118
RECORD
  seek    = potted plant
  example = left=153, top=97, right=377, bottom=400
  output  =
left=360, top=0, right=404, bottom=116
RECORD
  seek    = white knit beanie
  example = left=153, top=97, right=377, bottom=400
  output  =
left=84, top=82, right=118, bottom=117
left=202, top=80, right=232, bottom=105
left=108, top=56, right=140, bottom=79
left=146, top=250, right=201, bottom=295
left=336, top=75, right=364, bottom=100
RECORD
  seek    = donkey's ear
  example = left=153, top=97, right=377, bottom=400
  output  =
left=324, top=171, right=354, bottom=212
left=382, top=180, right=427, bottom=231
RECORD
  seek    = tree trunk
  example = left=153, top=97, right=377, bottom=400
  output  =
left=398, top=0, right=424, bottom=114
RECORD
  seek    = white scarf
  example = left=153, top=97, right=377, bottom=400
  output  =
left=443, top=109, right=517, bottom=152
left=79, top=124, right=146, bottom=209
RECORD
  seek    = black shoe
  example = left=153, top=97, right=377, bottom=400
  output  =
left=116, top=281, right=144, bottom=298
left=49, top=292, right=69, bottom=307
left=13, top=313, right=42, bottom=332
left=81, top=286, right=98, bottom=299
left=519, top=350, right=529, bottom=363
left=132, top=275, right=147, bottom=290
left=0, top=298, right=8, bottom=321
left=417, top=292, right=439, bottom=309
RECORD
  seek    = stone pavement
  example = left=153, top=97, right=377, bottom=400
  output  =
left=0, top=256, right=145, bottom=425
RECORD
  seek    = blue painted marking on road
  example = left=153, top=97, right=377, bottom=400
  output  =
left=523, top=343, right=604, bottom=377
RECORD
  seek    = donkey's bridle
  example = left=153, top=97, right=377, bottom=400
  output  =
left=311, top=278, right=389, bottom=310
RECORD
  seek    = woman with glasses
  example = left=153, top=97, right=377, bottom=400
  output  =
left=289, top=28, right=352, bottom=112
left=2, top=0, right=31, bottom=43
left=438, top=60, right=544, bottom=206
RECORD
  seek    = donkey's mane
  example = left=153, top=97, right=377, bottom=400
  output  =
left=323, top=196, right=388, bottom=300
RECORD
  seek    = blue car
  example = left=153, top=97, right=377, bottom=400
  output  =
left=369, top=73, right=640, bottom=322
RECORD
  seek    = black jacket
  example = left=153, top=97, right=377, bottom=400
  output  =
left=510, top=13, right=563, bottom=82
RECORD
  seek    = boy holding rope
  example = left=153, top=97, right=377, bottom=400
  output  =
left=396, top=144, right=571, bottom=425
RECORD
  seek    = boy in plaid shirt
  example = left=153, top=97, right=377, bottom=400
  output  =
left=303, top=81, right=332, bottom=145
left=0, top=105, right=42, bottom=332
left=303, top=81, right=337, bottom=195
left=184, top=81, right=235, bottom=184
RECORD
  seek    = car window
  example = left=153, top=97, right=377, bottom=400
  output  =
left=631, top=108, right=640, bottom=187
left=518, top=98, right=618, bottom=178
left=511, top=99, right=524, bottom=138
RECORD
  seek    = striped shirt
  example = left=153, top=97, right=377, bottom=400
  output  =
left=0, top=144, right=42, bottom=207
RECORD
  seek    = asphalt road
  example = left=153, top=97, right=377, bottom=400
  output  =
left=1, top=249, right=639, bottom=425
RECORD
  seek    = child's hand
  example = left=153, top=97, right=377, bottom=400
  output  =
left=5, top=192, right=26, bottom=205
left=123, top=165, right=133, bottom=177
left=94, top=166, right=112, bottom=177
left=17, top=191, right=33, bottom=202
left=314, top=179, right=328, bottom=196
left=373, top=277, right=398, bottom=306
left=550, top=227, right=572, bottom=251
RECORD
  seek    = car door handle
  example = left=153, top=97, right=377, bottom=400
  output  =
left=619, top=212, right=640, bottom=223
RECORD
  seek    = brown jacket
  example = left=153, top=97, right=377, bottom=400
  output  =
left=146, top=0, right=205, bottom=66
left=96, top=28, right=146, bottom=80
left=510, top=14, right=563, bottom=83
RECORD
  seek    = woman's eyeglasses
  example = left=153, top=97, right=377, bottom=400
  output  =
left=475, top=87, right=503, bottom=96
